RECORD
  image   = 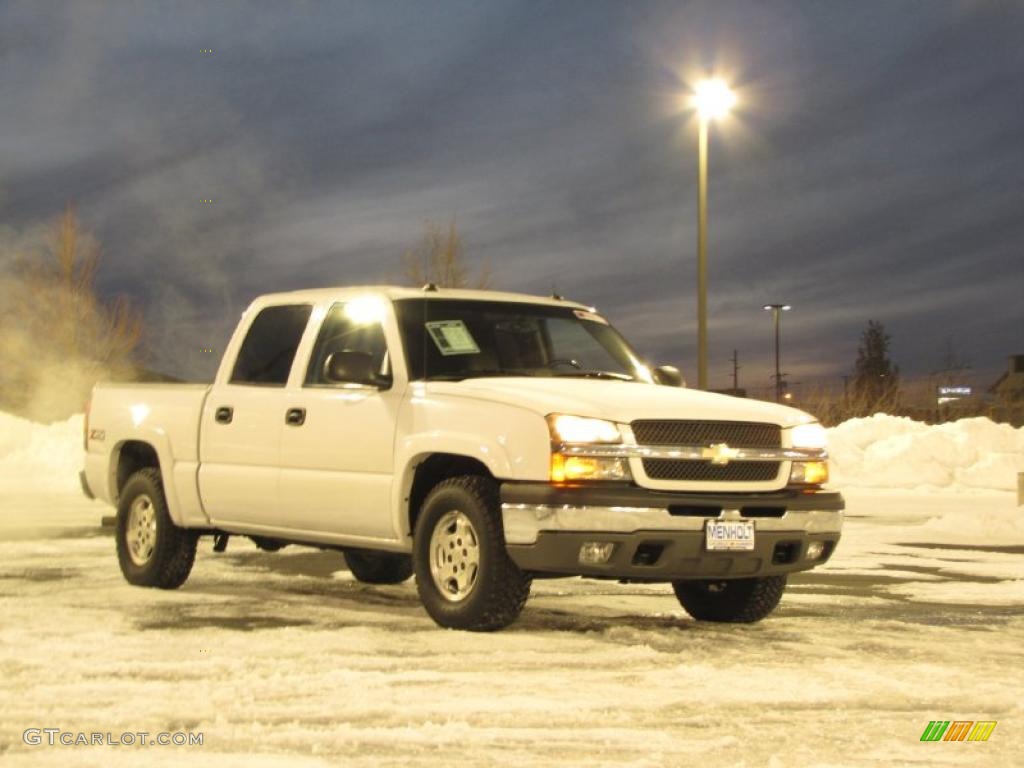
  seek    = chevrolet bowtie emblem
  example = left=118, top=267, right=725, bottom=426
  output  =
left=702, top=442, right=740, bottom=465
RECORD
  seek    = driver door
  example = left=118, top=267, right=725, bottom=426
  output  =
left=278, top=301, right=401, bottom=540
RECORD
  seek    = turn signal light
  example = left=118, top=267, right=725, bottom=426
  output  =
left=790, top=461, right=829, bottom=486
left=550, top=453, right=629, bottom=483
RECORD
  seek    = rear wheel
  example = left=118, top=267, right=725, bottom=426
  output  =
left=672, top=575, right=786, bottom=623
left=251, top=536, right=288, bottom=553
left=344, top=549, right=413, bottom=584
left=413, top=475, right=531, bottom=631
left=116, top=468, right=197, bottom=589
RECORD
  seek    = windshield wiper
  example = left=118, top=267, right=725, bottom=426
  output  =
left=552, top=371, right=634, bottom=381
left=426, top=370, right=525, bottom=381
left=428, top=369, right=634, bottom=382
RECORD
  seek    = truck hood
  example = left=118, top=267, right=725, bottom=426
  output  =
left=425, top=377, right=815, bottom=428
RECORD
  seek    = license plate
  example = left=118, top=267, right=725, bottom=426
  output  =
left=705, top=520, right=755, bottom=551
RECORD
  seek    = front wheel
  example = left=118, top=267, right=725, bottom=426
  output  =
left=672, top=575, right=787, bottom=623
left=413, top=476, right=531, bottom=631
left=116, top=468, right=197, bottom=589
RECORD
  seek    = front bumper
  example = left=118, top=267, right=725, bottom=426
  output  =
left=500, top=482, right=844, bottom=580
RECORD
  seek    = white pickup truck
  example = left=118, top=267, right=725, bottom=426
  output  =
left=83, top=285, right=843, bottom=631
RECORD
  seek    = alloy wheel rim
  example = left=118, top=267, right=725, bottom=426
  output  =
left=127, top=495, right=157, bottom=566
left=429, top=510, right=480, bottom=602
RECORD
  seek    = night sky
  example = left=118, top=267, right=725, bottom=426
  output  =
left=2, top=1, right=1022, bottom=391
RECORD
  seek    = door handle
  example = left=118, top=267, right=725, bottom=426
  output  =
left=215, top=406, right=233, bottom=424
left=285, top=407, right=306, bottom=427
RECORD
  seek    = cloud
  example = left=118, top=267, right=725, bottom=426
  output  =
left=1, top=0, right=1021, bottom=392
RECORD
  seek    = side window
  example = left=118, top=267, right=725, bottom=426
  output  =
left=305, top=302, right=390, bottom=387
left=230, top=304, right=312, bottom=386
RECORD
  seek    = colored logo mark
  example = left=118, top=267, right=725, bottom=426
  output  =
left=920, top=720, right=997, bottom=742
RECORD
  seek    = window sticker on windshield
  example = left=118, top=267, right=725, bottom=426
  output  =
left=574, top=309, right=608, bottom=325
left=425, top=320, right=481, bottom=356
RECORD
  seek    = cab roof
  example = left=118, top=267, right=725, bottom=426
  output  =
left=247, top=285, right=593, bottom=312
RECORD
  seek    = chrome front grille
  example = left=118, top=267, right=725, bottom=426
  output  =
left=631, top=420, right=782, bottom=448
left=632, top=420, right=783, bottom=485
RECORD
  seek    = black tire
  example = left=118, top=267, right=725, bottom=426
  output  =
left=672, top=575, right=787, bottom=623
left=116, top=468, right=198, bottom=589
left=344, top=549, right=413, bottom=584
left=251, top=536, right=289, bottom=553
left=413, top=476, right=532, bottom=631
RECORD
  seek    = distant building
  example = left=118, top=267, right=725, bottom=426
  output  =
left=936, top=385, right=972, bottom=406
left=989, top=354, right=1024, bottom=402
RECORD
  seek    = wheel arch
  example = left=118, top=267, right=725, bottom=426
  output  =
left=109, top=437, right=187, bottom=526
left=402, top=453, right=495, bottom=541
left=114, top=441, right=161, bottom=497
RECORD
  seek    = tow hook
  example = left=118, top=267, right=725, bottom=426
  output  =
left=213, top=533, right=230, bottom=553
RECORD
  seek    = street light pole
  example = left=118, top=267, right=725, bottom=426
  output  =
left=763, top=304, right=791, bottom=402
left=691, top=78, right=735, bottom=391
left=697, top=117, right=709, bottom=390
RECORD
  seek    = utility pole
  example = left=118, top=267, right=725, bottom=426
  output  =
left=731, top=349, right=740, bottom=392
left=763, top=304, right=791, bottom=403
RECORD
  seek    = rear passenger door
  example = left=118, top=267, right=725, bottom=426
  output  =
left=199, top=303, right=312, bottom=528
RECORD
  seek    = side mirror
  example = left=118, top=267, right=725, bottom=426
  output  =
left=653, top=365, right=685, bottom=387
left=324, top=351, right=386, bottom=387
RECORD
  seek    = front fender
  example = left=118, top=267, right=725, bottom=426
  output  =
left=390, top=432, right=515, bottom=542
left=391, top=393, right=552, bottom=541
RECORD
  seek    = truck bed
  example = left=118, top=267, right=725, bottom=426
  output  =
left=84, top=382, right=211, bottom=525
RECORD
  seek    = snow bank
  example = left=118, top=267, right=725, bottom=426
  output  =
left=0, top=411, right=84, bottom=493
left=828, top=414, right=1024, bottom=491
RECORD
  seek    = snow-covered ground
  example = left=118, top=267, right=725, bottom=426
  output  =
left=1, top=413, right=1022, bottom=766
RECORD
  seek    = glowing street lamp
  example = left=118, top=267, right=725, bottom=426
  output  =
left=692, top=79, right=736, bottom=390
left=693, top=79, right=737, bottom=120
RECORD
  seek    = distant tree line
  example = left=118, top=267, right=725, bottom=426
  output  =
left=851, top=319, right=900, bottom=413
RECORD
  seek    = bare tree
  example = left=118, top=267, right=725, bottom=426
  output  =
left=1, top=204, right=143, bottom=420
left=400, top=218, right=491, bottom=289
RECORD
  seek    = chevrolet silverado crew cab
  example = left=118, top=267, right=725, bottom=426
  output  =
left=83, top=285, right=843, bottom=631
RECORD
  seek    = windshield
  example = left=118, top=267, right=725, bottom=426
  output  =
left=394, top=298, right=653, bottom=383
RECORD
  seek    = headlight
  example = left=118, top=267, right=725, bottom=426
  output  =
left=547, top=415, right=628, bottom=483
left=790, top=422, right=827, bottom=450
left=547, top=414, right=621, bottom=444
